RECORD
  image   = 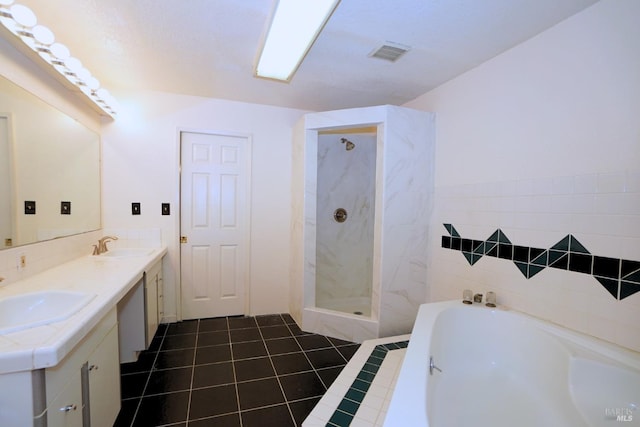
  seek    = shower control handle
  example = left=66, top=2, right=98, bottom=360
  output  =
left=334, top=208, right=348, bottom=223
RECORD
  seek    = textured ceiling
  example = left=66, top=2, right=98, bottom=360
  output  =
left=13, top=0, right=599, bottom=111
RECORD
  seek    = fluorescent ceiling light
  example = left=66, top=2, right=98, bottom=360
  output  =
left=255, top=0, right=339, bottom=82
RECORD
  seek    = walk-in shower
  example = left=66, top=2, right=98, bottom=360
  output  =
left=290, top=105, right=435, bottom=343
left=316, top=130, right=376, bottom=317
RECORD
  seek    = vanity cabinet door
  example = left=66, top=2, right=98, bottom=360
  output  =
left=87, top=325, right=120, bottom=427
left=46, top=372, right=83, bottom=427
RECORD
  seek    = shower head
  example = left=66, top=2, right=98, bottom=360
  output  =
left=340, top=138, right=355, bottom=151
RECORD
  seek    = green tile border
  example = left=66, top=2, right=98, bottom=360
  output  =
left=326, top=340, right=409, bottom=427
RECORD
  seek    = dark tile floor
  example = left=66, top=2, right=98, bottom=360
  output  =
left=114, top=313, right=359, bottom=427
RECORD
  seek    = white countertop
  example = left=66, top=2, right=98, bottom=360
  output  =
left=0, top=247, right=167, bottom=375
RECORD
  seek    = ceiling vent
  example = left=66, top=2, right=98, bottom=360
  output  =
left=369, top=43, right=410, bottom=62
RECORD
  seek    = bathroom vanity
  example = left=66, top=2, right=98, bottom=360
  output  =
left=0, top=247, right=166, bottom=427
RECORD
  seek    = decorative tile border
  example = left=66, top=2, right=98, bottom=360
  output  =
left=326, top=340, right=409, bottom=427
left=441, top=224, right=640, bottom=300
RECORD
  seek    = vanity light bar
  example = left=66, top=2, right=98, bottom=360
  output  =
left=0, top=0, right=118, bottom=117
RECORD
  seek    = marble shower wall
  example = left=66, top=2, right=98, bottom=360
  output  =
left=316, top=133, right=376, bottom=305
left=378, top=107, right=435, bottom=337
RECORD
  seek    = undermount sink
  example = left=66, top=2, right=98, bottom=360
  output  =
left=0, top=291, right=95, bottom=334
left=96, top=248, right=154, bottom=258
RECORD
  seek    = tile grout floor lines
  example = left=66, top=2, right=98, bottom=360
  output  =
left=114, top=313, right=360, bottom=427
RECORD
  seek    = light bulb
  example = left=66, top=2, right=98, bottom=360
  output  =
left=32, top=25, right=54, bottom=45
left=77, top=67, right=91, bottom=81
left=65, top=57, right=82, bottom=73
left=87, top=76, right=100, bottom=90
left=10, top=4, right=36, bottom=27
left=96, top=88, right=109, bottom=99
left=50, top=42, right=70, bottom=60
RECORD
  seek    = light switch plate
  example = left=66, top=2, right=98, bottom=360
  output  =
left=24, top=201, right=36, bottom=215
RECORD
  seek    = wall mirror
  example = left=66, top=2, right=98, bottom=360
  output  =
left=0, top=74, right=101, bottom=249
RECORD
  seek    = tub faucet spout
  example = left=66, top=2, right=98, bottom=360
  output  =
left=429, top=356, right=442, bottom=375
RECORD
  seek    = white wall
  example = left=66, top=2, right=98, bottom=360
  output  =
left=405, top=0, right=640, bottom=351
left=101, top=90, right=308, bottom=321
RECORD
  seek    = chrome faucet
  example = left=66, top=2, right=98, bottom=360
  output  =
left=93, top=236, right=118, bottom=255
left=473, top=293, right=483, bottom=303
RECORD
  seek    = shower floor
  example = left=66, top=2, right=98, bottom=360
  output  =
left=316, top=297, right=371, bottom=317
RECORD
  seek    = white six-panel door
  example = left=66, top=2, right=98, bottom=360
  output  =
left=180, top=131, right=250, bottom=319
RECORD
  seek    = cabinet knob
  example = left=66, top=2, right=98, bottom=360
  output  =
left=59, top=404, right=77, bottom=412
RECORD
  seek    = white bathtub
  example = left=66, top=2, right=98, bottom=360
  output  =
left=385, top=301, right=640, bottom=427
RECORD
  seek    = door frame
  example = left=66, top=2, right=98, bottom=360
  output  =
left=176, top=127, right=253, bottom=321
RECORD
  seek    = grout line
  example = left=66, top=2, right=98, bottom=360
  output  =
left=128, top=325, right=167, bottom=427
left=183, top=320, right=200, bottom=426
left=226, top=316, right=244, bottom=427
left=257, top=313, right=298, bottom=426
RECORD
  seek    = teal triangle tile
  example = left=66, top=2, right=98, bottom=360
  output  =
left=549, top=253, right=568, bottom=270
left=529, top=247, right=545, bottom=262
left=568, top=236, right=590, bottom=254
left=486, top=243, right=498, bottom=257
left=551, top=235, right=570, bottom=251
left=443, top=224, right=460, bottom=237
left=622, top=269, right=640, bottom=284
left=463, top=252, right=474, bottom=265
left=487, top=230, right=500, bottom=243
left=595, top=277, right=619, bottom=299
left=620, top=281, right=640, bottom=299
left=515, top=262, right=528, bottom=278
left=622, top=260, right=640, bottom=278
left=497, top=230, right=512, bottom=244
left=548, top=250, right=566, bottom=266
left=473, top=240, right=485, bottom=254
left=463, top=252, right=483, bottom=265
left=531, top=251, right=548, bottom=266
left=528, top=264, right=545, bottom=278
